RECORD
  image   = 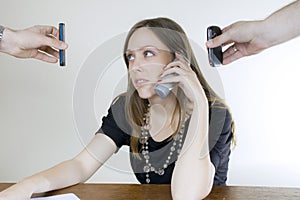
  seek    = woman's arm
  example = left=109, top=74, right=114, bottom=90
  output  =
left=0, top=134, right=116, bottom=200
left=171, top=99, right=215, bottom=200
left=159, top=52, right=215, bottom=199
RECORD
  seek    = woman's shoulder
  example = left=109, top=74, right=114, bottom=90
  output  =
left=108, top=93, right=128, bottom=120
left=111, top=93, right=126, bottom=106
left=102, top=93, right=132, bottom=136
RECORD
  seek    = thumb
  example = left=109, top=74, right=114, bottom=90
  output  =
left=206, top=33, right=228, bottom=48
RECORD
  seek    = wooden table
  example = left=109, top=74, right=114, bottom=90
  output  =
left=1, top=183, right=300, bottom=200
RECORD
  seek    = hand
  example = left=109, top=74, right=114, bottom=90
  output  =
left=206, top=21, right=268, bottom=64
left=0, top=25, right=68, bottom=63
left=158, top=52, right=207, bottom=104
left=0, top=183, right=32, bottom=200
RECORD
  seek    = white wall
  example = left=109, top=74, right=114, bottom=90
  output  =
left=1, top=0, right=300, bottom=187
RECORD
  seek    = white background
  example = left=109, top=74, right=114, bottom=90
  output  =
left=1, top=0, right=300, bottom=187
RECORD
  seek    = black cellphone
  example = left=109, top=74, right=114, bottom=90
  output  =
left=207, top=26, right=222, bottom=67
left=59, top=23, right=66, bottom=66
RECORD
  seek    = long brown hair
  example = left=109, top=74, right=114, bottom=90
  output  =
left=122, top=17, right=235, bottom=158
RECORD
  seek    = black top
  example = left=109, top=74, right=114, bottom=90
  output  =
left=96, top=95, right=233, bottom=185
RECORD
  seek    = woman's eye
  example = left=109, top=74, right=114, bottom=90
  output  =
left=126, top=54, right=134, bottom=61
left=144, top=51, right=154, bottom=57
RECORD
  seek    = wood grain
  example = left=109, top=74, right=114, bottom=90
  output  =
left=1, top=183, right=300, bottom=200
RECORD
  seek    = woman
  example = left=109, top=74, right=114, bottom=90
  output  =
left=0, top=17, right=234, bottom=200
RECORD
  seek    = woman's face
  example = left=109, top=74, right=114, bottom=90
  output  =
left=126, top=27, right=173, bottom=99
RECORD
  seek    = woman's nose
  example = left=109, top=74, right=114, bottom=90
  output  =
left=130, top=57, right=144, bottom=72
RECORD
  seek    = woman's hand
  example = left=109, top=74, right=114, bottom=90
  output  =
left=0, top=182, right=33, bottom=200
left=158, top=52, right=207, bottom=104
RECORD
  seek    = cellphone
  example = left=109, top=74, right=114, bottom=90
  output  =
left=59, top=23, right=66, bottom=66
left=207, top=26, right=222, bottom=67
left=154, top=58, right=179, bottom=99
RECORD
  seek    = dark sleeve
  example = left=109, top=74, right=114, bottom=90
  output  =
left=96, top=96, right=131, bottom=149
left=209, top=108, right=233, bottom=186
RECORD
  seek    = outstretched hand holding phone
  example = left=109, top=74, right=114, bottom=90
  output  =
left=206, top=0, right=300, bottom=65
left=0, top=25, right=68, bottom=63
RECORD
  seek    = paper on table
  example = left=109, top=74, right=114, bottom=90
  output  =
left=31, top=193, right=80, bottom=200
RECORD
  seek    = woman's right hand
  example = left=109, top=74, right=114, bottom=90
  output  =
left=0, top=183, right=33, bottom=200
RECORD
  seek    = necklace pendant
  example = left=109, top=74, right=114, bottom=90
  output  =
left=139, top=137, right=146, bottom=144
left=174, top=134, right=180, bottom=141
left=177, top=149, right=181, bottom=154
left=150, top=166, right=155, bottom=172
left=146, top=178, right=150, bottom=183
left=157, top=168, right=165, bottom=176
left=142, top=150, right=147, bottom=155
left=143, top=165, right=151, bottom=173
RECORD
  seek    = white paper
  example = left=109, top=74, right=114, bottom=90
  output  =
left=31, top=193, right=80, bottom=200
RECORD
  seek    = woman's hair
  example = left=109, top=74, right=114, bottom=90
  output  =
left=121, top=17, right=235, bottom=158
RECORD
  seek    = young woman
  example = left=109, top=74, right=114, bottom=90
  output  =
left=0, top=17, right=234, bottom=200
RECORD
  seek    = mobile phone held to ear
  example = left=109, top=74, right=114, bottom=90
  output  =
left=154, top=73, right=178, bottom=99
left=59, top=23, right=66, bottom=66
left=154, top=58, right=179, bottom=99
left=207, top=26, right=222, bottom=67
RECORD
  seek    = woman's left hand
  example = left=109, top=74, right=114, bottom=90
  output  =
left=159, top=52, right=207, bottom=104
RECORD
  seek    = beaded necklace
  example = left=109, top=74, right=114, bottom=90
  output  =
left=139, top=104, right=186, bottom=184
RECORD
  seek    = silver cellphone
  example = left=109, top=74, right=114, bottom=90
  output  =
left=154, top=58, right=179, bottom=99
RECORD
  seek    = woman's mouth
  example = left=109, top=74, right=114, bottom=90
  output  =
left=135, top=79, right=150, bottom=87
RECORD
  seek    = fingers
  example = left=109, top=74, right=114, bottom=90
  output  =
left=223, top=45, right=244, bottom=64
left=160, top=67, right=182, bottom=78
left=31, top=25, right=59, bottom=37
left=32, top=50, right=58, bottom=63
left=206, top=31, right=231, bottom=48
left=39, top=46, right=60, bottom=59
left=29, top=45, right=60, bottom=63
left=160, top=52, right=190, bottom=80
left=30, top=25, right=68, bottom=50
left=44, top=35, right=68, bottom=50
left=206, top=22, right=239, bottom=48
left=223, top=53, right=243, bottom=65
left=163, top=52, right=190, bottom=71
left=175, top=52, right=191, bottom=67
left=43, top=26, right=59, bottom=37
left=157, top=68, right=181, bottom=84
left=9, top=25, right=68, bottom=63
left=43, top=26, right=68, bottom=50
left=223, top=45, right=238, bottom=58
